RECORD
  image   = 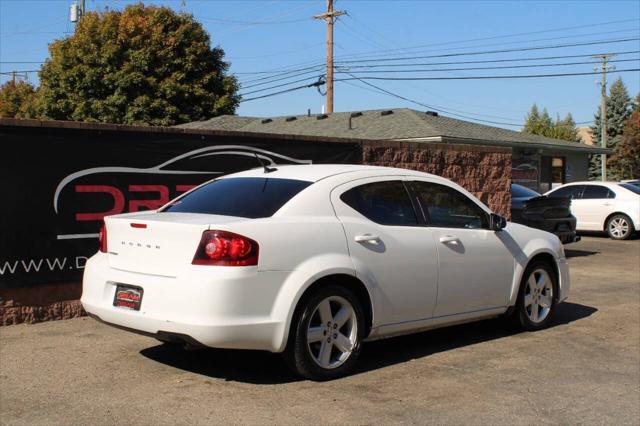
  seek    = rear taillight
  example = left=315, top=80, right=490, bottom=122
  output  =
left=98, top=222, right=108, bottom=253
left=192, top=230, right=259, bottom=266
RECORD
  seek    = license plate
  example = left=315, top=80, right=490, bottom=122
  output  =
left=113, top=285, right=143, bottom=311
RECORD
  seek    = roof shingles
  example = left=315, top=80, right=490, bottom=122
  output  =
left=176, top=108, right=606, bottom=153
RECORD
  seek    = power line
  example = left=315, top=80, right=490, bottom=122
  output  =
left=336, top=37, right=640, bottom=64
left=332, top=27, right=639, bottom=64
left=332, top=18, right=640, bottom=62
left=240, top=75, right=324, bottom=96
left=338, top=50, right=640, bottom=69
left=339, top=72, right=524, bottom=127
left=334, top=68, right=640, bottom=82
left=337, top=58, right=640, bottom=74
left=241, top=79, right=325, bottom=102
left=237, top=49, right=640, bottom=88
left=198, top=16, right=310, bottom=25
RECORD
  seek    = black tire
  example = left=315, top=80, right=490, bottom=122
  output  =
left=606, top=213, right=635, bottom=240
left=283, top=285, right=365, bottom=381
left=510, top=260, right=558, bottom=331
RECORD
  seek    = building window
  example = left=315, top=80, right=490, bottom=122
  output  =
left=539, top=156, right=565, bottom=193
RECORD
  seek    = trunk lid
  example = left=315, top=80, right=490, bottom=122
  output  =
left=105, top=212, right=246, bottom=276
left=523, top=195, right=571, bottom=219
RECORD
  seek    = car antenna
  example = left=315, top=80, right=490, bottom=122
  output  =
left=254, top=153, right=277, bottom=173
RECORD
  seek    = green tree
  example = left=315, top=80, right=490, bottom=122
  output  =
left=589, top=77, right=633, bottom=180
left=522, top=104, right=577, bottom=141
left=609, top=110, right=640, bottom=179
left=35, top=4, right=239, bottom=126
left=0, top=80, right=37, bottom=118
left=552, top=113, right=578, bottom=142
left=523, top=104, right=554, bottom=137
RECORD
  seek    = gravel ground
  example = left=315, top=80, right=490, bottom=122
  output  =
left=1, top=236, right=639, bottom=425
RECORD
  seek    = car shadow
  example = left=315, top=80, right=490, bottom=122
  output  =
left=565, top=249, right=600, bottom=258
left=139, top=302, right=597, bottom=385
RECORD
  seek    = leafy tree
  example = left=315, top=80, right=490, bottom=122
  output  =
left=522, top=104, right=577, bottom=142
left=35, top=4, right=239, bottom=126
left=608, top=110, right=640, bottom=179
left=589, top=77, right=633, bottom=180
left=0, top=80, right=37, bottom=118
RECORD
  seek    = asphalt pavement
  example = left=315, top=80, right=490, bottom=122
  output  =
left=1, top=236, right=639, bottom=425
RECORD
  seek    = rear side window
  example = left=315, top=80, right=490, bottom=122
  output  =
left=340, top=181, right=418, bottom=226
left=163, top=177, right=312, bottom=218
left=549, top=185, right=583, bottom=199
left=581, top=185, right=615, bottom=199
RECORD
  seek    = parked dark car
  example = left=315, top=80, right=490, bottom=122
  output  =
left=511, top=184, right=579, bottom=244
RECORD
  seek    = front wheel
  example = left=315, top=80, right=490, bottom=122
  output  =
left=284, top=285, right=365, bottom=381
left=511, top=261, right=557, bottom=331
left=606, top=214, right=634, bottom=240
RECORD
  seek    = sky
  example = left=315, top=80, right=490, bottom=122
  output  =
left=1, top=0, right=639, bottom=130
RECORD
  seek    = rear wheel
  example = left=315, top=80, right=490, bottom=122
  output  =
left=284, top=285, right=364, bottom=381
left=606, top=214, right=634, bottom=240
left=511, top=260, right=557, bottom=331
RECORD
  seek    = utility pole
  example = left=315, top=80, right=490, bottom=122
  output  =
left=593, top=53, right=615, bottom=181
left=80, top=0, right=85, bottom=16
left=314, top=0, right=345, bottom=113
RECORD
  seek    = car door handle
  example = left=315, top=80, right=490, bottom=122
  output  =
left=439, top=235, right=460, bottom=244
left=354, top=234, right=381, bottom=244
left=602, top=203, right=613, bottom=206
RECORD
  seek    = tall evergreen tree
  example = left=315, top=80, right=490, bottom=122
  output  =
left=553, top=113, right=578, bottom=142
left=522, top=104, right=577, bottom=141
left=588, top=77, right=633, bottom=180
left=523, top=104, right=542, bottom=134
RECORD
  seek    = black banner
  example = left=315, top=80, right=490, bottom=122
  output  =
left=0, top=124, right=360, bottom=288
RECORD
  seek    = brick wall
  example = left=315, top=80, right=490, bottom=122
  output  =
left=362, top=141, right=512, bottom=218
left=1, top=282, right=84, bottom=325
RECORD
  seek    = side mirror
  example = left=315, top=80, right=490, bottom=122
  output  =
left=490, top=213, right=507, bottom=231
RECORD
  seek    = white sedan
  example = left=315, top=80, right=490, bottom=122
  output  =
left=82, top=165, right=570, bottom=380
left=545, top=181, right=640, bottom=240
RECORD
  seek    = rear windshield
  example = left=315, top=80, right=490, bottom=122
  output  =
left=512, top=184, right=540, bottom=198
left=162, top=177, right=312, bottom=218
left=619, top=183, right=640, bottom=194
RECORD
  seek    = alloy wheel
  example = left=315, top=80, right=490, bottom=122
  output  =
left=609, top=217, right=630, bottom=239
left=306, top=296, right=358, bottom=369
left=524, top=268, right=553, bottom=324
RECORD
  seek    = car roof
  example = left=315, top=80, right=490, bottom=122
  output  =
left=553, top=181, right=624, bottom=188
left=219, top=164, right=443, bottom=183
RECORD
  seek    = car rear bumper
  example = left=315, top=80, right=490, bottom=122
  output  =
left=81, top=253, right=289, bottom=352
left=516, top=215, right=579, bottom=244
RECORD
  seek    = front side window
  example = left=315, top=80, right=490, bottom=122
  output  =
left=162, top=177, right=312, bottom=218
left=409, top=181, right=488, bottom=229
left=581, top=185, right=615, bottom=199
left=340, top=181, right=418, bottom=226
